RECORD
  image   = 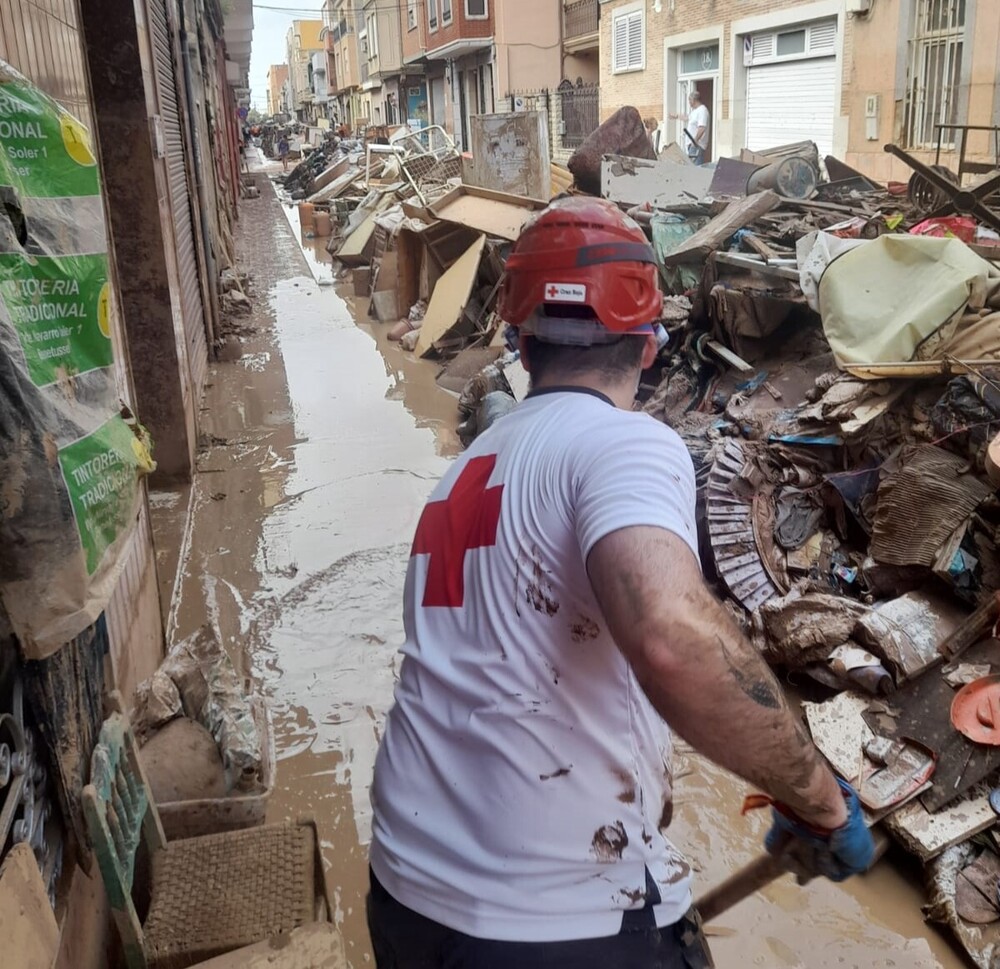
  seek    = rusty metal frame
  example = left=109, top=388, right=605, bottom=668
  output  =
left=884, top=143, right=1000, bottom=232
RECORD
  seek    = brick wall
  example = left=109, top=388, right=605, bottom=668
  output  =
left=423, top=0, right=494, bottom=55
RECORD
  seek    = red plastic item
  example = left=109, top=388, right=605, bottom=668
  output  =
left=497, top=196, right=662, bottom=332
left=909, top=216, right=977, bottom=243
left=951, top=675, right=1000, bottom=745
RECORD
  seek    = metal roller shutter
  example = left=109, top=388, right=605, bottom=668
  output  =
left=745, top=57, right=836, bottom=157
left=149, top=0, right=208, bottom=394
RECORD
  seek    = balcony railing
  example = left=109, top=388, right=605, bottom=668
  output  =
left=564, top=0, right=598, bottom=40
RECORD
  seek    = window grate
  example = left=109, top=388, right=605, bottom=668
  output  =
left=904, top=0, right=966, bottom=148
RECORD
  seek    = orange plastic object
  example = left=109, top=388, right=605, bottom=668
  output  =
left=951, top=675, right=1000, bottom=745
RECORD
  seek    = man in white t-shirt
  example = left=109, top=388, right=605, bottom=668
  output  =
left=670, top=91, right=710, bottom=165
left=367, top=197, right=874, bottom=968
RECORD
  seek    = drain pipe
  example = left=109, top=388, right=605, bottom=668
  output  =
left=178, top=0, right=221, bottom=355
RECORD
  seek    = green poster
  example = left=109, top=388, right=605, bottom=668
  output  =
left=58, top=416, right=153, bottom=575
left=0, top=79, right=100, bottom=198
left=0, top=252, right=112, bottom=385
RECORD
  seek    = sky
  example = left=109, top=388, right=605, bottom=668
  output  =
left=248, top=0, right=326, bottom=113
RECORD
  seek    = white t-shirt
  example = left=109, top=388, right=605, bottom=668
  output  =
left=688, top=104, right=710, bottom=149
left=369, top=389, right=699, bottom=942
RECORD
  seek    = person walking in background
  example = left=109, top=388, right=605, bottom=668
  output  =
left=644, top=116, right=664, bottom=156
left=277, top=132, right=290, bottom=172
left=669, top=91, right=709, bottom=165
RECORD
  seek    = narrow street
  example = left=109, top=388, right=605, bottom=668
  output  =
left=147, top=165, right=965, bottom=969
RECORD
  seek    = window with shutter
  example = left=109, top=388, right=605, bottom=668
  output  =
left=612, top=7, right=644, bottom=72
left=751, top=33, right=774, bottom=61
left=808, top=21, right=837, bottom=53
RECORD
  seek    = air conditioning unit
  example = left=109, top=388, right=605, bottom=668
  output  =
left=846, top=0, right=872, bottom=12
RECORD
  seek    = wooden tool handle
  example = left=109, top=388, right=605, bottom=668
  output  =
left=696, top=851, right=791, bottom=924
left=695, top=830, right=890, bottom=924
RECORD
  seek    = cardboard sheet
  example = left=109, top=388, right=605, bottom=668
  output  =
left=429, top=186, right=545, bottom=242
left=415, top=235, right=486, bottom=358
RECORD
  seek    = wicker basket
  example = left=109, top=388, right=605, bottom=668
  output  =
left=155, top=695, right=275, bottom=842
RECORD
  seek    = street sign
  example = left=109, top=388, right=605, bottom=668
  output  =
left=238, top=106, right=248, bottom=120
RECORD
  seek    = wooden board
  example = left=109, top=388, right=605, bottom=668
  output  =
left=309, top=156, right=350, bottom=194
left=307, top=168, right=362, bottom=204
left=334, top=213, right=377, bottom=266
left=709, top=156, right=759, bottom=198
left=886, top=783, right=996, bottom=862
left=601, top=154, right=713, bottom=209
left=661, top=191, right=781, bottom=265
left=864, top=639, right=1000, bottom=811
left=429, top=186, right=545, bottom=242
left=0, top=844, right=59, bottom=969
left=415, top=235, right=486, bottom=358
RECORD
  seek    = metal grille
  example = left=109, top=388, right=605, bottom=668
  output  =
left=564, top=0, right=598, bottom=39
left=559, top=82, right=599, bottom=149
left=904, top=0, right=966, bottom=148
left=150, top=0, right=208, bottom=393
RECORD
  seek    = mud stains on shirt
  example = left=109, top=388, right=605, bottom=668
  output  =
left=570, top=614, right=601, bottom=642
left=592, top=821, right=629, bottom=863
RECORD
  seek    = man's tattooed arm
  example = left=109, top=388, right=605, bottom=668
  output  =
left=589, top=527, right=848, bottom=831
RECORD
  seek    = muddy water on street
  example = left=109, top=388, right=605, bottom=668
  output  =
left=159, top=176, right=966, bottom=968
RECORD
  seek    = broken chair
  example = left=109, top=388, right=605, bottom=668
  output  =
left=82, top=704, right=329, bottom=969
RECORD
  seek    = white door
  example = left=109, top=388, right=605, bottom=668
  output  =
left=745, top=56, right=836, bottom=157
left=430, top=76, right=446, bottom=127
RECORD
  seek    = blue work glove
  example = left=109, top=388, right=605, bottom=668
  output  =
left=764, top=778, right=875, bottom=883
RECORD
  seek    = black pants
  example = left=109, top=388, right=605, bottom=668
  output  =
left=367, top=868, right=713, bottom=969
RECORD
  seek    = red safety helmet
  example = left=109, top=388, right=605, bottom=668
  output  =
left=498, top=196, right=661, bottom=337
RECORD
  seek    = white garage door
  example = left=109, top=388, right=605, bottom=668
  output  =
left=746, top=56, right=836, bottom=157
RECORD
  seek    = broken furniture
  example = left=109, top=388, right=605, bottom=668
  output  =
left=886, top=142, right=1000, bottom=233
left=83, top=701, right=329, bottom=969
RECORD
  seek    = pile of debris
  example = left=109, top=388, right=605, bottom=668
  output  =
left=317, top=104, right=1000, bottom=964
left=287, top=114, right=568, bottom=437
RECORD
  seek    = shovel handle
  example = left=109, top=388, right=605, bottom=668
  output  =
left=695, top=848, right=792, bottom=924
left=695, top=830, right=889, bottom=924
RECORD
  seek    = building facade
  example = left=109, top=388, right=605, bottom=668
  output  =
left=598, top=0, right=1000, bottom=178
left=310, top=50, right=330, bottom=121
left=285, top=18, right=324, bottom=121
left=267, top=63, right=289, bottom=116
left=402, top=0, right=561, bottom=149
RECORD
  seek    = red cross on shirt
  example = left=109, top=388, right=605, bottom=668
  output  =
left=411, top=455, right=504, bottom=607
